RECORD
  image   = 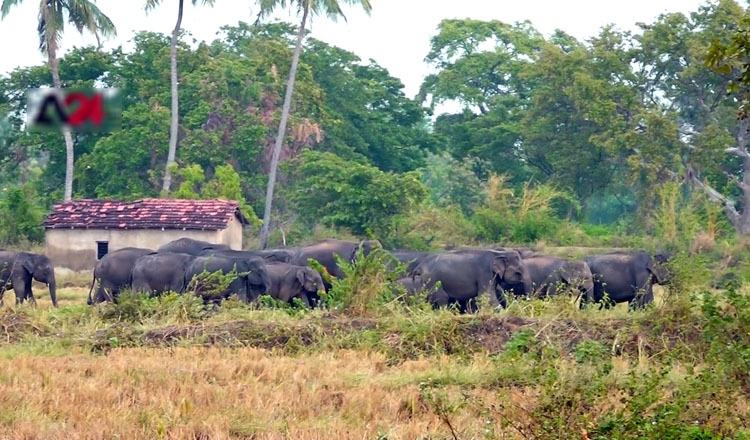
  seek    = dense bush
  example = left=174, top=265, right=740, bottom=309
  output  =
left=286, top=151, right=426, bottom=239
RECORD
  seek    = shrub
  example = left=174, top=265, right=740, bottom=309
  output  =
left=98, top=291, right=209, bottom=324
left=322, top=247, right=402, bottom=315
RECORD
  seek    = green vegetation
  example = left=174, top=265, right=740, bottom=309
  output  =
left=2, top=1, right=749, bottom=248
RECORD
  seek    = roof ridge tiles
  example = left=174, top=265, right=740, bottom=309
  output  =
left=42, top=198, right=246, bottom=230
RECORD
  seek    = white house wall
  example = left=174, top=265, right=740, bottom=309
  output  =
left=46, top=225, right=242, bottom=271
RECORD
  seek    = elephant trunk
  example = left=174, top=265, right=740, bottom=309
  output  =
left=261, top=270, right=271, bottom=296
left=521, top=271, right=533, bottom=298
left=48, top=276, right=58, bottom=308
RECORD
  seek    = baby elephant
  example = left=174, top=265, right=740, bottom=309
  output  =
left=266, top=263, right=326, bottom=308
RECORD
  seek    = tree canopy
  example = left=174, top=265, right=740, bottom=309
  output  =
left=1, top=0, right=749, bottom=245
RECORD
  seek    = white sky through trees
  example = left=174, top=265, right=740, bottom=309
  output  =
left=0, top=0, right=706, bottom=99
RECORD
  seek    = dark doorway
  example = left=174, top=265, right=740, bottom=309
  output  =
left=97, top=241, right=109, bottom=260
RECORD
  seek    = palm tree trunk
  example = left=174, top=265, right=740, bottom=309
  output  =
left=162, top=0, right=184, bottom=195
left=48, top=42, right=75, bottom=202
left=260, top=7, right=309, bottom=249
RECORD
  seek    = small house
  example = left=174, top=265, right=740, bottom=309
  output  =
left=43, top=198, right=248, bottom=271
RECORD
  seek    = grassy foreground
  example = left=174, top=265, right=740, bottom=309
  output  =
left=0, top=274, right=749, bottom=439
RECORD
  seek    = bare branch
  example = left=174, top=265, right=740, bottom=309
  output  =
left=725, top=147, right=750, bottom=159
left=684, top=164, right=740, bottom=226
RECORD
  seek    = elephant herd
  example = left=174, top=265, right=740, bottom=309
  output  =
left=86, top=238, right=378, bottom=307
left=0, top=237, right=671, bottom=312
left=394, top=247, right=671, bottom=311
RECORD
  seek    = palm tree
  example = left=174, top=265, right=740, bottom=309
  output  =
left=258, top=0, right=372, bottom=249
left=145, top=0, right=215, bottom=195
left=1, top=0, right=116, bottom=201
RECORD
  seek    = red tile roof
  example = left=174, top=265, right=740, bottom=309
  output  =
left=43, top=198, right=248, bottom=230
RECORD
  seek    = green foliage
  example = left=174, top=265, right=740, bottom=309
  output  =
left=322, top=247, right=400, bottom=315
left=705, top=5, right=750, bottom=117
left=0, top=182, right=45, bottom=245
left=98, top=291, right=208, bottom=324
left=391, top=204, right=477, bottom=250
left=420, top=152, right=485, bottom=215
left=472, top=175, right=577, bottom=244
left=185, top=264, right=244, bottom=302
left=700, top=283, right=750, bottom=386
left=304, top=39, right=434, bottom=172
left=286, top=151, right=426, bottom=239
left=173, top=163, right=261, bottom=228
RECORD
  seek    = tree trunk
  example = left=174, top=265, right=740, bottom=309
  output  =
left=735, top=119, right=750, bottom=234
left=689, top=118, right=750, bottom=235
left=162, top=0, right=184, bottom=195
left=47, top=42, right=75, bottom=202
left=259, top=7, right=309, bottom=249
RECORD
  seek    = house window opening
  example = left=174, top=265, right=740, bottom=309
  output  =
left=97, top=241, right=109, bottom=260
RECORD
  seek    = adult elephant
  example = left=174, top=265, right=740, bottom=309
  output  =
left=412, top=249, right=532, bottom=309
left=523, top=255, right=594, bottom=301
left=583, top=251, right=670, bottom=309
left=201, top=248, right=298, bottom=264
left=186, top=254, right=271, bottom=303
left=291, top=239, right=381, bottom=280
left=131, top=252, right=196, bottom=296
left=0, top=250, right=56, bottom=307
left=87, top=247, right=153, bottom=304
left=157, top=237, right=230, bottom=256
left=388, top=250, right=431, bottom=275
left=265, top=262, right=326, bottom=308
left=396, top=277, right=463, bottom=310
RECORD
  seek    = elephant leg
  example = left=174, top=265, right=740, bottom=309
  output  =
left=296, top=293, right=311, bottom=308
left=630, top=285, right=654, bottom=311
left=463, top=298, right=478, bottom=314
left=13, top=283, right=26, bottom=305
left=26, top=290, right=37, bottom=306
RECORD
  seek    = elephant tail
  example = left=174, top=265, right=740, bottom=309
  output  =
left=86, top=272, right=96, bottom=305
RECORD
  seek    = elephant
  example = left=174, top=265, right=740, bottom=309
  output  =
left=513, top=247, right=536, bottom=259
left=0, top=250, right=57, bottom=307
left=131, top=252, right=197, bottom=296
left=388, top=250, right=431, bottom=275
left=452, top=246, right=536, bottom=260
left=583, top=251, right=671, bottom=309
left=201, top=248, right=298, bottom=264
left=411, top=249, right=532, bottom=309
left=157, top=237, right=230, bottom=256
left=265, top=262, right=326, bottom=308
left=185, top=254, right=271, bottom=303
left=395, top=276, right=471, bottom=310
left=522, top=255, right=594, bottom=301
left=291, top=239, right=381, bottom=281
left=87, top=247, right=153, bottom=304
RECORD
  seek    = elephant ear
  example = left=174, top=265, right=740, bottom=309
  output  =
left=21, top=255, right=35, bottom=275
left=635, top=253, right=659, bottom=282
left=491, top=254, right=507, bottom=275
left=296, top=269, right=307, bottom=286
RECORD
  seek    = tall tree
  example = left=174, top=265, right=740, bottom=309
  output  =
left=258, top=0, right=372, bottom=249
left=706, top=4, right=750, bottom=234
left=635, top=0, right=749, bottom=234
left=1, top=0, right=116, bottom=201
left=145, top=0, right=214, bottom=195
